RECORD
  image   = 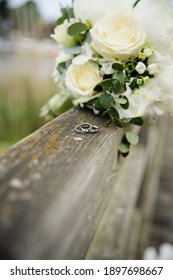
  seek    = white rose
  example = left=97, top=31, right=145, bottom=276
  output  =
left=65, top=60, right=102, bottom=104
left=133, top=0, right=173, bottom=58
left=51, top=20, right=76, bottom=47
left=90, top=13, right=146, bottom=61
left=73, top=0, right=132, bottom=26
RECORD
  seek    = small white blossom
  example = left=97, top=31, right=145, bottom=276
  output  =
left=147, top=63, right=159, bottom=75
left=135, top=62, right=146, bottom=74
left=143, top=48, right=153, bottom=57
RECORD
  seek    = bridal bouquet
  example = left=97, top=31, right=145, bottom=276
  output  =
left=40, top=0, right=173, bottom=153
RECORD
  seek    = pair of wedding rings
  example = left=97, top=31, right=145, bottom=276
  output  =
left=75, top=123, right=99, bottom=134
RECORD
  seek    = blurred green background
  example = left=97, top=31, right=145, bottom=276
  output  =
left=0, top=0, right=61, bottom=153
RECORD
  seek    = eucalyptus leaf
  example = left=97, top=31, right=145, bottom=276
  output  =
left=56, top=7, right=74, bottom=25
left=117, top=71, right=125, bottom=84
left=119, top=96, right=129, bottom=110
left=100, top=93, right=114, bottom=109
left=108, top=108, right=124, bottom=128
left=112, top=79, right=123, bottom=94
left=123, top=118, right=132, bottom=124
left=129, top=78, right=138, bottom=90
left=125, top=132, right=139, bottom=145
left=121, top=151, right=130, bottom=158
left=94, top=84, right=102, bottom=92
left=68, top=22, right=88, bottom=36
left=67, top=7, right=74, bottom=19
left=95, top=98, right=104, bottom=111
left=119, top=143, right=130, bottom=154
left=99, top=78, right=115, bottom=92
left=112, top=63, right=124, bottom=71
left=105, top=119, right=113, bottom=127
left=131, top=117, right=144, bottom=126
left=56, top=16, right=66, bottom=26
left=113, top=117, right=124, bottom=128
left=57, top=60, right=71, bottom=74
left=99, top=78, right=115, bottom=87
left=115, top=98, right=127, bottom=105
left=109, top=107, right=119, bottom=119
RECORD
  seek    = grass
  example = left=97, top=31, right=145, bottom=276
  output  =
left=0, top=53, right=57, bottom=153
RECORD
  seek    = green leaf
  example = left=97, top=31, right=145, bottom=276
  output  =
left=109, top=107, right=119, bottom=119
left=100, top=93, right=114, bottom=109
left=98, top=78, right=115, bottom=91
left=67, top=22, right=88, bottom=36
left=99, top=78, right=115, bottom=86
left=129, top=78, right=138, bottom=90
left=125, top=132, right=139, bottom=145
left=57, top=60, right=71, bottom=74
left=112, top=63, right=124, bottom=71
left=121, top=151, right=130, bottom=158
left=123, top=118, right=132, bottom=124
left=119, top=96, right=129, bottom=110
left=95, top=98, right=104, bottom=111
left=115, top=98, right=127, bottom=105
left=117, top=71, right=125, bottom=84
left=113, top=118, right=124, bottom=128
left=56, top=16, right=66, bottom=26
left=109, top=108, right=124, bottom=128
left=67, top=7, right=74, bottom=19
left=112, top=79, right=123, bottom=94
left=56, top=7, right=74, bottom=25
left=119, top=143, right=130, bottom=154
left=94, top=84, right=102, bottom=92
left=131, top=117, right=144, bottom=126
left=105, top=119, right=113, bottom=127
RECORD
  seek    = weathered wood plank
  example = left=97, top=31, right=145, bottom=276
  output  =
left=0, top=108, right=125, bottom=259
left=85, top=146, right=148, bottom=259
left=85, top=119, right=167, bottom=260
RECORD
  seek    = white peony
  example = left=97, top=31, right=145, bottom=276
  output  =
left=133, top=0, right=173, bottom=58
left=90, top=13, right=146, bottom=61
left=51, top=20, right=76, bottom=47
left=65, top=60, right=102, bottom=104
left=73, top=0, right=132, bottom=26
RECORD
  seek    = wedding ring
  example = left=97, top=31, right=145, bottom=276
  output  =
left=75, top=123, right=99, bottom=134
left=89, top=125, right=99, bottom=133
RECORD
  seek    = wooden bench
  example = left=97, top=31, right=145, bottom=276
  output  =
left=0, top=109, right=166, bottom=259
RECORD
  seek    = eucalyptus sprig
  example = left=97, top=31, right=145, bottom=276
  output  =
left=119, top=132, right=139, bottom=157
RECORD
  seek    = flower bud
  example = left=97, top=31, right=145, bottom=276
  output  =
left=147, top=63, right=159, bottom=75
left=135, top=62, right=146, bottom=74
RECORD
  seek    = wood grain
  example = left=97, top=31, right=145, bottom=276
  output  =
left=0, top=108, right=125, bottom=259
